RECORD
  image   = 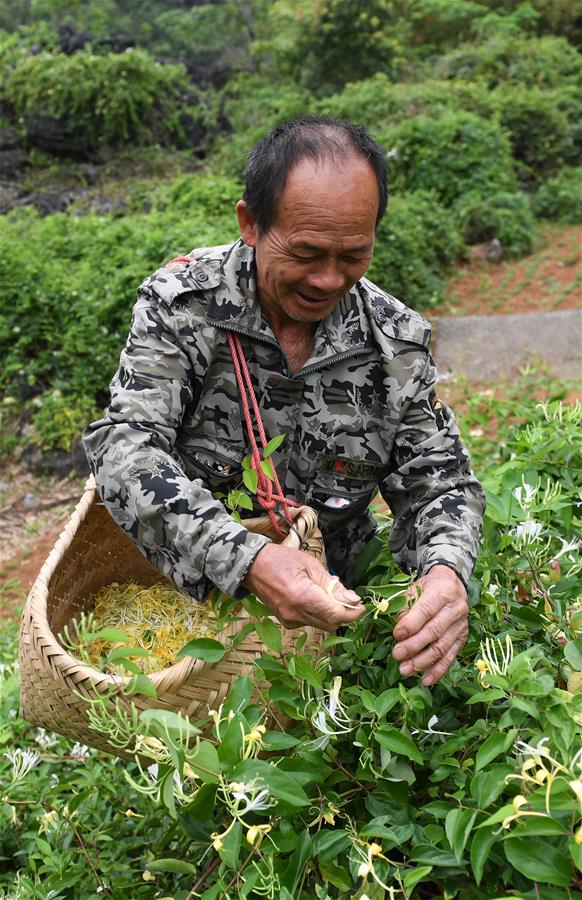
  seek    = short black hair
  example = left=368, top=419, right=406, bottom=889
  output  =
left=242, top=115, right=388, bottom=234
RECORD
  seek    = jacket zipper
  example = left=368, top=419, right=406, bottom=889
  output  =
left=209, top=319, right=372, bottom=377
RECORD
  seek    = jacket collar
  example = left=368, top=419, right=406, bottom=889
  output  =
left=205, top=240, right=373, bottom=367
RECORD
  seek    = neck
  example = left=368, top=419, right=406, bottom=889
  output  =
left=265, top=314, right=316, bottom=375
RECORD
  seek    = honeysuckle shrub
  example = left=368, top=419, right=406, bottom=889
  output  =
left=534, top=166, right=582, bottom=225
left=1, top=397, right=581, bottom=898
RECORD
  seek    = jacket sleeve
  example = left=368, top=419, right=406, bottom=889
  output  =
left=379, top=352, right=485, bottom=588
left=82, top=293, right=271, bottom=600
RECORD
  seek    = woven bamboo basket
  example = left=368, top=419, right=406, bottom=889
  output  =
left=19, top=477, right=327, bottom=756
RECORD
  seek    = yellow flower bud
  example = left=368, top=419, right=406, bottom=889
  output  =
left=246, top=826, right=259, bottom=845
left=142, top=870, right=156, bottom=882
left=368, top=842, right=382, bottom=857
left=512, top=795, right=528, bottom=810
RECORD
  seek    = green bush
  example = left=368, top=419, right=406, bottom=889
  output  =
left=534, top=166, right=582, bottom=223
left=456, top=191, right=536, bottom=256
left=1, top=45, right=190, bottom=147
left=436, top=34, right=582, bottom=89
left=381, top=110, right=517, bottom=208
left=0, top=175, right=241, bottom=448
left=215, top=73, right=313, bottom=177
left=317, top=73, right=494, bottom=129
left=490, top=84, right=582, bottom=188
left=369, top=190, right=464, bottom=308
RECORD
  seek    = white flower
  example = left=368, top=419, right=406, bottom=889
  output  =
left=553, top=538, right=581, bottom=561
left=513, top=481, right=538, bottom=510
left=228, top=780, right=275, bottom=815
left=5, top=749, right=40, bottom=783
left=512, top=520, right=544, bottom=545
left=411, top=714, right=453, bottom=737
left=310, top=677, right=354, bottom=749
left=34, top=728, right=59, bottom=750
left=71, top=742, right=90, bottom=758
left=478, top=635, right=514, bottom=678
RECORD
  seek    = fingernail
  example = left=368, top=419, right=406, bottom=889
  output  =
left=400, top=661, right=413, bottom=675
left=422, top=676, right=433, bottom=686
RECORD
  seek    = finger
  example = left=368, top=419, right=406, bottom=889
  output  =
left=394, top=580, right=465, bottom=641
left=397, top=621, right=467, bottom=677
left=392, top=600, right=467, bottom=661
left=420, top=633, right=468, bottom=686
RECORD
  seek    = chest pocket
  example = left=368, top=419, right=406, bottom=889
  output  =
left=309, top=456, right=384, bottom=528
left=181, top=435, right=245, bottom=492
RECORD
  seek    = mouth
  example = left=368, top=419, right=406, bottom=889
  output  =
left=295, top=291, right=337, bottom=307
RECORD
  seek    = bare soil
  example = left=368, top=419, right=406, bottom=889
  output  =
left=1, top=225, right=580, bottom=621
left=434, top=223, right=581, bottom=317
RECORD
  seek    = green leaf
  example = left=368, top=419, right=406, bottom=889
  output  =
left=182, top=783, right=217, bottom=822
left=186, top=741, right=221, bottom=784
left=140, top=708, right=200, bottom=740
left=262, top=732, right=300, bottom=750
left=475, top=728, right=516, bottom=771
left=403, top=865, right=432, bottom=892
left=409, top=844, right=459, bottom=867
left=470, top=764, right=513, bottom=808
left=470, top=828, right=498, bottom=885
left=564, top=638, right=582, bottom=670
left=280, top=829, right=311, bottom=894
left=108, top=645, right=151, bottom=660
left=232, top=759, right=310, bottom=808
left=85, top=627, right=130, bottom=644
left=504, top=837, right=573, bottom=886
left=260, top=458, right=275, bottom=480
left=292, top=655, right=322, bottom=689
left=217, top=716, right=243, bottom=770
left=255, top=618, right=282, bottom=653
left=312, top=830, right=351, bottom=862
left=569, top=834, right=582, bottom=872
left=228, top=489, right=253, bottom=511
left=262, top=434, right=286, bottom=457
left=161, top=769, right=177, bottom=819
left=243, top=468, right=258, bottom=493
left=467, top=689, right=506, bottom=704
left=508, top=816, right=567, bottom=837
left=241, top=595, right=270, bottom=617
left=217, top=819, right=242, bottom=870
left=375, top=726, right=423, bottom=765
left=318, top=860, right=352, bottom=891
left=127, top=673, right=158, bottom=699
left=445, top=808, right=476, bottom=862
left=176, top=638, right=226, bottom=663
left=147, top=858, right=197, bottom=875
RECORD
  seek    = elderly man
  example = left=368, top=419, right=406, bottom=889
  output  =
left=83, top=116, right=485, bottom=687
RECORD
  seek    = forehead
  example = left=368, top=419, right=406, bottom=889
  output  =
left=274, top=155, right=379, bottom=237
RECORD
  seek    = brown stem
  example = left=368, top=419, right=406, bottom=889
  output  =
left=534, top=883, right=541, bottom=900
left=186, top=855, right=221, bottom=899
left=66, top=813, right=107, bottom=893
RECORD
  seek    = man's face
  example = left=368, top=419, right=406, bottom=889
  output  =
left=237, top=155, right=379, bottom=328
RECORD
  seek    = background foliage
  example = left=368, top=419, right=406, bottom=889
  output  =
left=0, top=0, right=580, bottom=453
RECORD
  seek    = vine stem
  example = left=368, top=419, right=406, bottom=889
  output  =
left=65, top=812, right=108, bottom=893
left=186, top=855, right=221, bottom=899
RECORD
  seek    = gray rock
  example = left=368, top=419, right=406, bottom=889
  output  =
left=23, top=493, right=38, bottom=510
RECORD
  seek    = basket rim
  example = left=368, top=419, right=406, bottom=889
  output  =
left=22, top=476, right=228, bottom=694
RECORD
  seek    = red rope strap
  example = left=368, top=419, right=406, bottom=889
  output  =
left=227, top=332, right=299, bottom=539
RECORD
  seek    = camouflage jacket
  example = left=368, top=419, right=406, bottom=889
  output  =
left=83, top=239, right=485, bottom=601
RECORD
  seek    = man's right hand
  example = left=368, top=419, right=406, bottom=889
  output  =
left=243, top=544, right=365, bottom=630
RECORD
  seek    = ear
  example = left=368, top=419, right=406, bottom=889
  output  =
left=236, top=200, right=259, bottom=248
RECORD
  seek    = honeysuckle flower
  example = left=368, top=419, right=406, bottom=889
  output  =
left=246, top=823, right=271, bottom=845
left=370, top=586, right=409, bottom=619
left=412, top=714, right=453, bottom=737
left=5, top=748, right=40, bottom=784
left=39, top=809, right=59, bottom=834
left=512, top=481, right=538, bottom=511
left=554, top=537, right=581, bottom=560
left=569, top=779, right=582, bottom=803
left=34, top=728, right=59, bottom=750
left=71, top=742, right=90, bottom=758
left=358, top=861, right=370, bottom=878
left=512, top=519, right=544, bottom=545
left=242, top=723, right=267, bottom=758
left=142, top=870, right=156, bottom=882
left=507, top=739, right=581, bottom=816
left=228, top=780, right=275, bottom=815
left=476, top=635, right=514, bottom=684
left=212, top=833, right=224, bottom=851
left=310, top=676, right=354, bottom=749
left=575, top=826, right=582, bottom=845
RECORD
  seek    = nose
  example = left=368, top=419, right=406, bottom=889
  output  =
left=305, top=260, right=346, bottom=296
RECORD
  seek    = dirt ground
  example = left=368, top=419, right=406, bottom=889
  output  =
left=434, top=223, right=581, bottom=317
left=1, top=224, right=580, bottom=622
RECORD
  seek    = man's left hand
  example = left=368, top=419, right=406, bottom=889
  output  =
left=391, top=565, right=468, bottom=686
